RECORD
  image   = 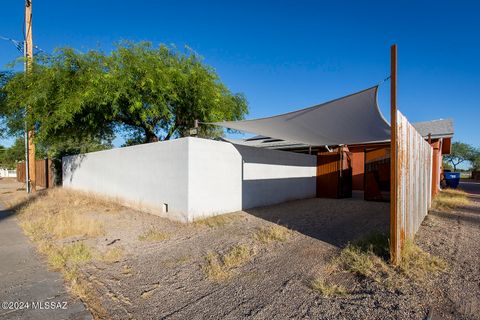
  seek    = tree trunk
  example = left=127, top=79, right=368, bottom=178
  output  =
left=163, top=124, right=177, bottom=141
left=144, top=129, right=159, bottom=143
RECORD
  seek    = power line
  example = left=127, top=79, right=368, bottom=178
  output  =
left=0, top=35, right=46, bottom=56
left=0, top=36, right=23, bottom=52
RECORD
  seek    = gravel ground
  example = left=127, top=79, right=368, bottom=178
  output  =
left=2, top=179, right=479, bottom=320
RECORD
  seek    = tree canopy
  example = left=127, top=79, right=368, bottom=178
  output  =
left=0, top=42, right=248, bottom=148
left=0, top=137, right=46, bottom=169
left=471, top=147, right=480, bottom=171
left=443, top=142, right=478, bottom=171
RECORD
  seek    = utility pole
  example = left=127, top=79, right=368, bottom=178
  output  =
left=25, top=0, right=35, bottom=192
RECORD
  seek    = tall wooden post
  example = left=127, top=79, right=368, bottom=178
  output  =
left=390, top=44, right=398, bottom=264
left=25, top=0, right=36, bottom=192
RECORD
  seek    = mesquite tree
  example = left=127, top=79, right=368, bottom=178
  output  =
left=0, top=42, right=248, bottom=148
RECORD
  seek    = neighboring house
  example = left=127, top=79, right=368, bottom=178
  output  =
left=412, top=119, right=454, bottom=195
left=222, top=118, right=454, bottom=198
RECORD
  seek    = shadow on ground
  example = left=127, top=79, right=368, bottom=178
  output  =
left=245, top=192, right=390, bottom=247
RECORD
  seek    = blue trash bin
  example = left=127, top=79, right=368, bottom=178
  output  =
left=444, top=172, right=460, bottom=189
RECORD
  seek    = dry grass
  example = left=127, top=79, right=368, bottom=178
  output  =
left=203, top=252, right=230, bottom=281
left=254, top=225, right=293, bottom=244
left=63, top=266, right=108, bottom=317
left=20, top=212, right=104, bottom=241
left=399, top=240, right=447, bottom=282
left=15, top=187, right=121, bottom=214
left=44, top=242, right=93, bottom=271
left=64, top=267, right=89, bottom=298
left=138, top=228, right=170, bottom=242
left=333, top=232, right=447, bottom=288
left=33, top=241, right=96, bottom=305
left=100, top=247, right=124, bottom=264
left=223, top=244, right=254, bottom=268
left=203, top=244, right=255, bottom=281
left=432, top=189, right=470, bottom=211
left=7, top=187, right=125, bottom=312
left=193, top=214, right=238, bottom=228
left=337, top=243, right=390, bottom=283
left=15, top=188, right=123, bottom=241
left=311, top=277, right=347, bottom=297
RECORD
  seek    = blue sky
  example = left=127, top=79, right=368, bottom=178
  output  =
left=1, top=0, right=479, bottom=149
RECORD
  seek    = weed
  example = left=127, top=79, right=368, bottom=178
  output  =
left=15, top=188, right=114, bottom=240
left=194, top=214, right=237, bottom=228
left=336, top=244, right=389, bottom=283
left=203, top=244, right=255, bottom=281
left=254, top=225, right=293, bottom=244
left=432, top=189, right=470, bottom=211
left=20, top=212, right=104, bottom=241
left=311, top=277, right=347, bottom=297
left=138, top=228, right=169, bottom=241
left=45, top=242, right=93, bottom=271
left=399, top=240, right=447, bottom=282
left=223, top=244, right=254, bottom=268
left=100, top=247, right=124, bottom=264
left=203, top=252, right=230, bottom=281
left=354, top=231, right=390, bottom=260
left=333, top=232, right=446, bottom=288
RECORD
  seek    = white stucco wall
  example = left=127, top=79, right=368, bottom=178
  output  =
left=187, top=139, right=243, bottom=221
left=63, top=137, right=317, bottom=222
left=234, top=144, right=317, bottom=209
left=63, top=138, right=190, bottom=221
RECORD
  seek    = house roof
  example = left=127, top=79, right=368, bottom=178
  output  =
left=411, top=119, right=454, bottom=139
left=223, top=119, right=454, bottom=149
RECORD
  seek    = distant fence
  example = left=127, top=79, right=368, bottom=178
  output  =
left=391, top=110, right=432, bottom=262
left=0, top=168, right=17, bottom=178
left=16, top=159, right=55, bottom=188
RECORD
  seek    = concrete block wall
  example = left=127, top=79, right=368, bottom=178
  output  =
left=63, top=137, right=317, bottom=222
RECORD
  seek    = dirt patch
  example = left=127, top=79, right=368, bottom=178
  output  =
left=2, top=180, right=479, bottom=320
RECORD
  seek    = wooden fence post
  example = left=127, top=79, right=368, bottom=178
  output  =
left=390, top=44, right=399, bottom=264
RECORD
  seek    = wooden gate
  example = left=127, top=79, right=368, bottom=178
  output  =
left=364, top=147, right=390, bottom=201
left=316, top=148, right=352, bottom=198
left=16, top=159, right=55, bottom=188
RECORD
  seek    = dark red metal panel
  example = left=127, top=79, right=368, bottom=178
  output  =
left=364, top=147, right=391, bottom=202
left=316, top=148, right=352, bottom=198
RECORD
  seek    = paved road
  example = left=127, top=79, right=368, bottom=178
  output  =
left=0, top=204, right=92, bottom=320
left=460, top=180, right=480, bottom=195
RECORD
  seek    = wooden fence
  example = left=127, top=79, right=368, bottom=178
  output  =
left=391, top=110, right=432, bottom=262
left=16, top=159, right=55, bottom=188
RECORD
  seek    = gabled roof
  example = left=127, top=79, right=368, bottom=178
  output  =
left=411, top=119, right=454, bottom=139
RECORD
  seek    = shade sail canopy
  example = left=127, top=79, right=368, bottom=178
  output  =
left=213, top=86, right=391, bottom=146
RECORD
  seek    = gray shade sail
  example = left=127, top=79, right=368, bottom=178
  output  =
left=212, top=86, right=391, bottom=146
